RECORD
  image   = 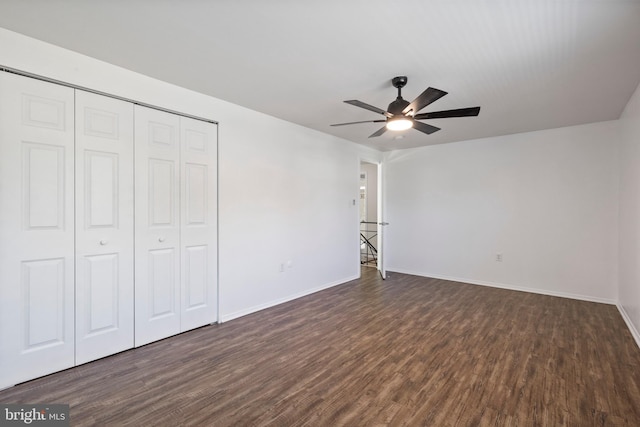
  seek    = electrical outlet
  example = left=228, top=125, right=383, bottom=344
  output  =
left=496, top=253, right=503, bottom=262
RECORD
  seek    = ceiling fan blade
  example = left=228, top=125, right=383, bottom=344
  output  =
left=413, top=121, right=440, bottom=135
left=330, top=119, right=386, bottom=127
left=403, top=87, right=448, bottom=115
left=345, top=100, right=392, bottom=117
left=414, top=106, right=481, bottom=120
left=369, top=126, right=388, bottom=138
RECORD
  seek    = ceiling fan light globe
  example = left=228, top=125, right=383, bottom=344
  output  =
left=386, top=118, right=413, bottom=131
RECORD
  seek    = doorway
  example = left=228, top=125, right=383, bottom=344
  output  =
left=359, top=160, right=385, bottom=279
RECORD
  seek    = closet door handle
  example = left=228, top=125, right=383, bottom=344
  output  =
left=158, top=237, right=166, bottom=243
left=99, top=240, right=108, bottom=245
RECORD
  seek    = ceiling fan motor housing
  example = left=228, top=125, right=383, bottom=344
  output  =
left=388, top=98, right=410, bottom=116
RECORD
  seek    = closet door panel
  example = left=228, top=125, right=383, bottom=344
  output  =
left=135, top=106, right=181, bottom=347
left=180, top=117, right=218, bottom=331
left=75, top=91, right=134, bottom=364
left=0, top=72, right=75, bottom=388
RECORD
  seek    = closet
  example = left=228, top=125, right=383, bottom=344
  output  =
left=0, top=71, right=218, bottom=389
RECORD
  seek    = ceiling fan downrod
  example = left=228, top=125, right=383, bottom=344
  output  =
left=389, top=76, right=410, bottom=115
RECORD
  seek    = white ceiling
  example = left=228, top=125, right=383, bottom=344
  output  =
left=1, top=0, right=639, bottom=151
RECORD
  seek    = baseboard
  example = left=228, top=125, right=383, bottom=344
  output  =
left=617, top=304, right=640, bottom=350
left=219, top=274, right=359, bottom=323
left=387, top=268, right=617, bottom=305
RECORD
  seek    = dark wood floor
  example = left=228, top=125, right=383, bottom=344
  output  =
left=2, top=268, right=640, bottom=426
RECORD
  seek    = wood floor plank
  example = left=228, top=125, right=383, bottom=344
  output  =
left=1, top=268, right=640, bottom=426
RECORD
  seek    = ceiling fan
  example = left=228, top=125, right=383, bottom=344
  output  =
left=331, top=76, right=480, bottom=138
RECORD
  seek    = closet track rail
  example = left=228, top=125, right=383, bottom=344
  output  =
left=0, top=65, right=218, bottom=125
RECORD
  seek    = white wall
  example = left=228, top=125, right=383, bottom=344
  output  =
left=0, top=28, right=381, bottom=322
left=619, top=81, right=640, bottom=342
left=384, top=121, right=619, bottom=303
left=219, top=119, right=373, bottom=320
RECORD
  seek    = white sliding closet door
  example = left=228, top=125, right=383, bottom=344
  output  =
left=75, top=91, right=134, bottom=364
left=134, top=107, right=218, bottom=346
left=134, top=106, right=182, bottom=346
left=0, top=72, right=75, bottom=388
left=180, top=117, right=218, bottom=331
